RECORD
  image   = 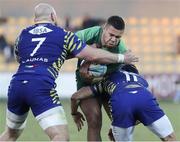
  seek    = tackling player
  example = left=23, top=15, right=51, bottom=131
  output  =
left=0, top=3, right=138, bottom=141
left=75, top=15, right=129, bottom=141
left=71, top=64, right=176, bottom=141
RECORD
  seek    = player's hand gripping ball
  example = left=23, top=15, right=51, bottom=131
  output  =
left=79, top=60, right=107, bottom=83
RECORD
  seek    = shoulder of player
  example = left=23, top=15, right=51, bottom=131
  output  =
left=77, top=26, right=101, bottom=35
left=89, top=25, right=101, bottom=31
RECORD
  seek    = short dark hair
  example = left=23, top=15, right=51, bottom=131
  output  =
left=107, top=16, right=125, bottom=30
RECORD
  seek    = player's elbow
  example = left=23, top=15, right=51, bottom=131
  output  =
left=71, top=93, right=79, bottom=101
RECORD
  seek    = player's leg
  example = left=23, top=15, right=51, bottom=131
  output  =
left=30, top=79, right=69, bottom=141
left=109, top=89, right=138, bottom=141
left=76, top=72, right=102, bottom=141
left=136, top=88, right=176, bottom=141
left=0, top=127, right=23, bottom=141
left=111, top=125, right=134, bottom=141
left=102, top=93, right=112, bottom=120
left=0, top=79, right=29, bottom=141
left=161, top=133, right=176, bottom=142
left=0, top=110, right=28, bottom=141
left=35, top=107, right=69, bottom=141
left=80, top=97, right=102, bottom=141
left=147, top=115, right=176, bottom=141
left=45, top=125, right=69, bottom=141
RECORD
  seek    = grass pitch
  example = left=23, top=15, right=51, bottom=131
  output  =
left=0, top=99, right=180, bottom=141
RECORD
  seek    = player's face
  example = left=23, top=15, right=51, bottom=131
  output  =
left=102, top=25, right=124, bottom=48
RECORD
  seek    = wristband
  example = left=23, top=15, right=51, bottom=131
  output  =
left=117, top=54, right=124, bottom=63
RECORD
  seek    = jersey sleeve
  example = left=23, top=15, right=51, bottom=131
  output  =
left=90, top=81, right=104, bottom=96
left=65, top=31, right=87, bottom=56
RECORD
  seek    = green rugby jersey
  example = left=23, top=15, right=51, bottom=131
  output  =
left=76, top=26, right=127, bottom=88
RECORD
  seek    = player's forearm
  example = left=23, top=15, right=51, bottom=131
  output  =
left=71, top=87, right=93, bottom=100
left=77, top=45, right=139, bottom=64
left=86, top=49, right=121, bottom=64
left=71, top=99, right=79, bottom=115
left=71, top=87, right=93, bottom=114
left=76, top=45, right=124, bottom=64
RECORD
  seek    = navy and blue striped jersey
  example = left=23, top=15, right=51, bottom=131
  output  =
left=91, top=70, right=149, bottom=96
left=14, top=23, right=86, bottom=82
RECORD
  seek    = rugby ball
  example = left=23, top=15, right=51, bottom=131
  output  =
left=88, top=64, right=107, bottom=77
left=79, top=61, right=107, bottom=83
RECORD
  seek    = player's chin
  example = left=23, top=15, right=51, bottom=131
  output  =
left=107, top=44, right=116, bottom=48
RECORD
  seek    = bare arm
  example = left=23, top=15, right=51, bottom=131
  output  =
left=71, top=87, right=93, bottom=115
left=76, top=45, right=138, bottom=64
left=71, top=87, right=93, bottom=131
left=14, top=36, right=20, bottom=63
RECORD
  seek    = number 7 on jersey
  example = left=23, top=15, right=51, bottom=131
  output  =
left=30, top=37, right=46, bottom=57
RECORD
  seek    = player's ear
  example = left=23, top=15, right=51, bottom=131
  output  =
left=51, top=13, right=55, bottom=21
left=51, top=13, right=57, bottom=25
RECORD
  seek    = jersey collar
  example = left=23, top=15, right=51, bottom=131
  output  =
left=35, top=20, right=53, bottom=24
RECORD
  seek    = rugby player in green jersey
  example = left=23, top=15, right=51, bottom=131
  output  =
left=74, top=16, right=133, bottom=141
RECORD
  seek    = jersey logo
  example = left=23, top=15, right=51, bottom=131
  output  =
left=29, top=26, right=53, bottom=35
left=129, top=91, right=138, bottom=94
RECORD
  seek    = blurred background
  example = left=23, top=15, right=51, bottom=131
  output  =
left=0, top=0, right=180, bottom=141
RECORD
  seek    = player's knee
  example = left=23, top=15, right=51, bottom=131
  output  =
left=50, top=132, right=69, bottom=141
left=161, top=132, right=176, bottom=141
left=45, top=126, right=69, bottom=141
left=6, top=128, right=23, bottom=140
